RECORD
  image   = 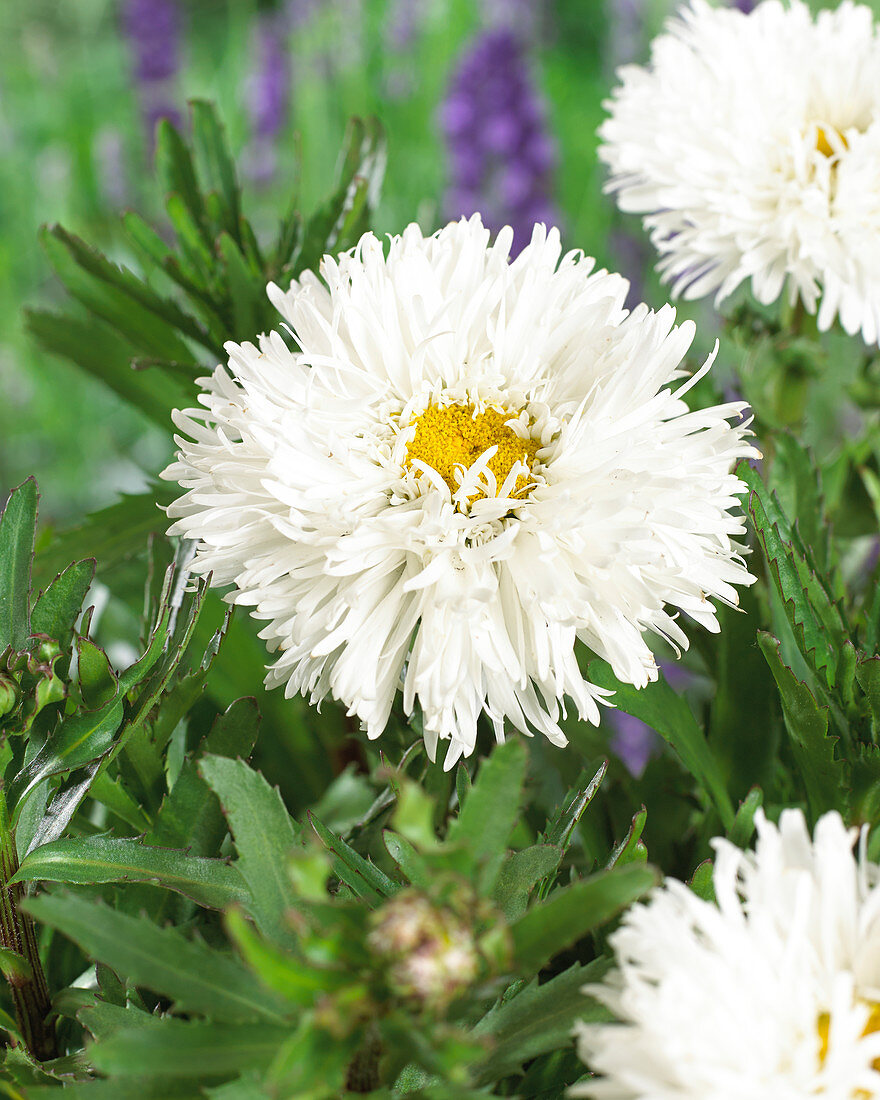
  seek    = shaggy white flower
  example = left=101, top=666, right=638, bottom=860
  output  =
left=600, top=0, right=880, bottom=344
left=575, top=809, right=880, bottom=1100
left=162, top=215, right=755, bottom=766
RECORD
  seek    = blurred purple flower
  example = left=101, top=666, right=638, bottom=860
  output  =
left=441, top=28, right=559, bottom=256
left=609, top=711, right=657, bottom=778
left=122, top=0, right=182, bottom=147
left=245, top=9, right=292, bottom=185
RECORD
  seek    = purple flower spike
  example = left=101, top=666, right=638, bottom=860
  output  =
left=122, top=0, right=182, bottom=149
left=609, top=711, right=658, bottom=779
left=441, top=28, right=559, bottom=256
left=245, top=9, right=292, bottom=186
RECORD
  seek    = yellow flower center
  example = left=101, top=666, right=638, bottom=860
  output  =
left=818, top=1000, right=880, bottom=1089
left=816, top=125, right=848, bottom=159
left=404, top=402, right=540, bottom=506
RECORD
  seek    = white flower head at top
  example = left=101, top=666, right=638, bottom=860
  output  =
left=575, top=809, right=880, bottom=1100
left=600, top=0, right=880, bottom=344
left=162, top=215, right=756, bottom=767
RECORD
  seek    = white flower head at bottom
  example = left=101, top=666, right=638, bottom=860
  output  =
left=162, top=215, right=757, bottom=767
left=574, top=809, right=880, bottom=1100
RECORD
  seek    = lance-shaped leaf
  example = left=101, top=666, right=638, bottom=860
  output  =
left=0, top=478, right=37, bottom=655
left=542, top=762, right=607, bottom=851
left=758, top=632, right=845, bottom=819
left=29, top=559, right=94, bottom=652
left=587, top=659, right=735, bottom=829
left=200, top=756, right=300, bottom=940
left=13, top=836, right=248, bottom=910
left=309, top=814, right=398, bottom=905
left=446, top=739, right=528, bottom=894
left=491, top=845, right=564, bottom=922
left=509, top=863, right=659, bottom=973
left=25, top=892, right=286, bottom=1023
left=473, top=959, right=611, bottom=1083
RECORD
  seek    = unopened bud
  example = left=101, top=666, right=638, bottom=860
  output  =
left=368, top=889, right=480, bottom=1010
left=0, top=674, right=18, bottom=719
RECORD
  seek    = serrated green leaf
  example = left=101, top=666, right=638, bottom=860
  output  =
left=542, top=762, right=606, bottom=851
left=191, top=100, right=242, bottom=243
left=76, top=637, right=117, bottom=709
left=509, top=863, right=658, bottom=973
left=155, top=119, right=208, bottom=245
left=729, top=787, right=763, bottom=848
left=14, top=835, right=248, bottom=909
left=856, top=656, right=880, bottom=739
left=758, top=631, right=844, bottom=818
left=200, top=756, right=300, bottom=939
left=25, top=893, right=286, bottom=1023
left=29, top=559, right=94, bottom=651
left=89, top=1018, right=288, bottom=1078
left=382, top=830, right=431, bottom=890
left=204, top=697, right=261, bottom=759
left=473, top=960, right=611, bottom=1083
left=491, top=845, right=563, bottom=922
left=606, top=808, right=647, bottom=869
left=26, top=307, right=190, bottom=428
left=78, top=999, right=163, bottom=1042
left=32, top=487, right=175, bottom=585
left=587, top=659, right=735, bottom=829
left=0, top=479, right=37, bottom=655
left=446, top=739, right=528, bottom=894
left=309, top=813, right=398, bottom=905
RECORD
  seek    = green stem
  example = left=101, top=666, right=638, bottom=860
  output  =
left=0, top=793, right=56, bottom=1060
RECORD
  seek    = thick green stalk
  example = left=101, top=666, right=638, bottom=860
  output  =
left=0, top=792, right=55, bottom=1060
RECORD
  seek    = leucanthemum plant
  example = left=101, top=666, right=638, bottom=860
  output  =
left=163, top=214, right=757, bottom=766
left=600, top=0, right=880, bottom=344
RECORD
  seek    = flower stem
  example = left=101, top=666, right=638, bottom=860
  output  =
left=0, top=793, right=56, bottom=1060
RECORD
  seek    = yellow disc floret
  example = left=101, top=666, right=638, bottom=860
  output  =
left=404, top=401, right=539, bottom=506
left=816, top=125, right=848, bottom=159
left=818, top=1000, right=880, bottom=1085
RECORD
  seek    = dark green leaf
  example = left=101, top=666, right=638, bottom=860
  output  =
left=758, top=632, right=844, bottom=819
left=200, top=755, right=300, bottom=939
left=25, top=893, right=286, bottom=1023
left=191, top=100, right=242, bottom=242
left=309, top=813, right=398, bottom=905
left=0, top=478, right=37, bottom=655
left=14, top=836, right=248, bottom=909
left=587, top=659, right=735, bottom=829
left=89, top=1019, right=288, bottom=1078
left=473, top=960, right=611, bottom=1083
left=509, top=864, right=658, bottom=973
left=446, top=739, right=527, bottom=893
left=542, top=762, right=606, bottom=850
left=491, top=846, right=563, bottom=922
left=30, top=559, right=94, bottom=650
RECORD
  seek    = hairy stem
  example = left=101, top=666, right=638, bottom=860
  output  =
left=0, top=793, right=56, bottom=1060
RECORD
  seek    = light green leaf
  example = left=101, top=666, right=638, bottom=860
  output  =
left=29, top=559, right=94, bottom=650
left=0, top=479, right=37, bottom=655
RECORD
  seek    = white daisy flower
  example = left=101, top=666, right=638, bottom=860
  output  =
left=575, top=809, right=880, bottom=1100
left=599, top=0, right=880, bottom=344
left=162, top=215, right=755, bottom=767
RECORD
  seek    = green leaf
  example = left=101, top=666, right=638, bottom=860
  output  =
left=217, top=233, right=266, bottom=341
left=204, top=697, right=261, bottom=759
left=200, top=756, right=300, bottom=940
left=856, top=656, right=880, bottom=739
left=225, top=908, right=349, bottom=1007
left=25, top=1081, right=200, bottom=1099
left=587, top=659, right=735, bottom=829
left=155, top=119, right=208, bottom=245
left=741, top=461, right=849, bottom=690
left=24, top=309, right=191, bottom=429
left=606, top=808, right=647, bottom=869
left=689, top=860, right=716, bottom=902
left=309, top=813, right=398, bottom=905
left=14, top=836, right=248, bottom=910
left=29, top=559, right=94, bottom=650
left=9, top=697, right=124, bottom=808
left=0, top=946, right=33, bottom=986
left=758, top=632, right=844, bottom=818
left=509, top=864, right=658, bottom=973
left=491, top=846, right=563, bottom=922
left=32, top=487, right=176, bottom=585
left=78, top=999, right=163, bottom=1042
left=473, top=960, right=611, bottom=1083
left=729, top=787, right=763, bottom=848
left=25, top=892, right=286, bottom=1023
left=76, top=638, right=117, bottom=709
left=382, top=830, right=431, bottom=890
left=0, top=478, right=37, bottom=655
left=89, top=1019, right=288, bottom=1079
left=542, top=763, right=607, bottom=851
left=190, top=100, right=242, bottom=242
left=446, top=739, right=528, bottom=893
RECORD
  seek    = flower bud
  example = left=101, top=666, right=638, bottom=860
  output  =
left=368, top=889, right=480, bottom=1011
left=0, top=674, right=18, bottom=719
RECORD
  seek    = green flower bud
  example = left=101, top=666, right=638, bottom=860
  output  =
left=0, top=674, right=18, bottom=719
